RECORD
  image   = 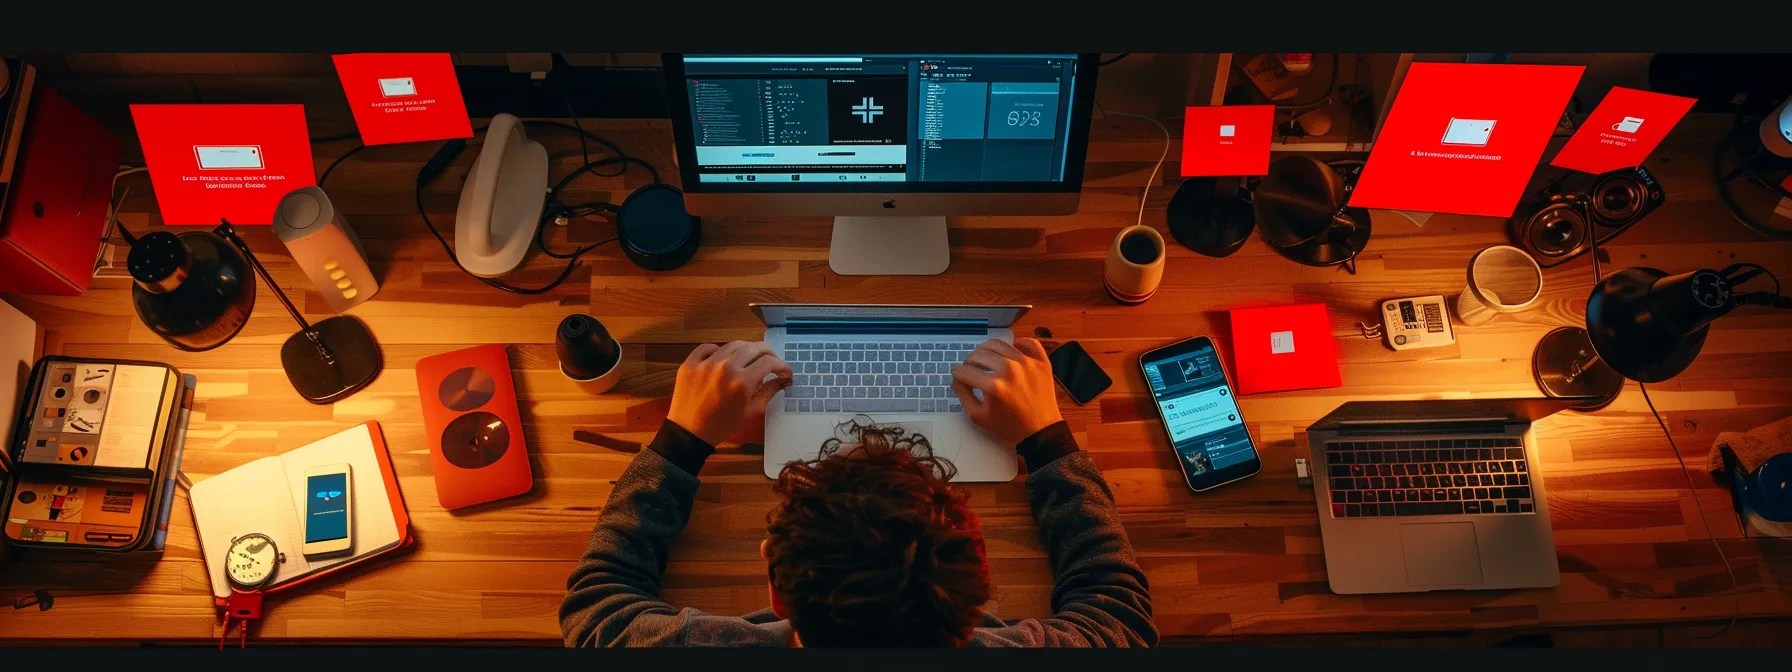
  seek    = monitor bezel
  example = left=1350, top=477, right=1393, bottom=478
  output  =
left=662, top=53, right=1100, bottom=195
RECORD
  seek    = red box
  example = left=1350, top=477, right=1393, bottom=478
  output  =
left=1228, top=303, right=1341, bottom=395
left=1180, top=105, right=1275, bottom=177
left=1550, top=87, right=1695, bottom=175
left=129, top=104, right=315, bottom=226
left=332, top=53, right=474, bottom=146
left=1348, top=63, right=1584, bottom=218
left=0, top=86, right=122, bottom=295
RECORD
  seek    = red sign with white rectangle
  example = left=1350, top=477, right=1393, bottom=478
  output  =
left=332, top=53, right=474, bottom=146
left=1549, top=86, right=1695, bottom=175
left=1348, top=62, right=1585, bottom=218
left=1180, top=105, right=1275, bottom=177
left=130, top=104, right=316, bottom=226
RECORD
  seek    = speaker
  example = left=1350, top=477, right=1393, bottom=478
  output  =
left=1510, top=166, right=1663, bottom=268
left=415, top=344, right=533, bottom=510
left=617, top=184, right=701, bottom=271
left=272, top=186, right=379, bottom=312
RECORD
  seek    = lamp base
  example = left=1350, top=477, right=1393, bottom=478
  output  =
left=1532, top=326, right=1623, bottom=411
left=1166, top=177, right=1255, bottom=258
left=281, top=315, right=383, bottom=404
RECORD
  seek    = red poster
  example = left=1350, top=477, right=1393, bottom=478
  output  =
left=1348, top=63, right=1584, bottom=218
left=1180, top=105, right=1275, bottom=177
left=332, top=53, right=474, bottom=146
left=1550, top=86, right=1694, bottom=175
left=129, top=104, right=316, bottom=226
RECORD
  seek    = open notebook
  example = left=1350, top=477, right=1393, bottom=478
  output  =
left=190, top=422, right=411, bottom=599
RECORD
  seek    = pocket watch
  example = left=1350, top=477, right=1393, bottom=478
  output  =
left=225, top=533, right=282, bottom=591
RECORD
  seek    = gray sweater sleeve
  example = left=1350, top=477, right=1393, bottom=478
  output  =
left=977, top=421, right=1158, bottom=647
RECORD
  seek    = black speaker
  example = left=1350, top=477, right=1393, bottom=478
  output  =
left=1510, top=166, right=1662, bottom=268
left=617, top=184, right=702, bottom=271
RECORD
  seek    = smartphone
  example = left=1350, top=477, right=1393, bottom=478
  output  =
left=302, top=463, right=353, bottom=556
left=1140, top=336, right=1261, bottom=492
left=1047, top=341, right=1112, bottom=405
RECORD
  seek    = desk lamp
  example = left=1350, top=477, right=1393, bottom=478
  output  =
left=1534, top=263, right=1790, bottom=410
left=120, top=220, right=381, bottom=404
left=1252, top=155, right=1373, bottom=273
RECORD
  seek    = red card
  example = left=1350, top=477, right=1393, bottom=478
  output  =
left=1180, top=105, right=1275, bottom=176
left=129, top=104, right=316, bottom=226
left=1550, top=87, right=1694, bottom=175
left=331, top=53, right=474, bottom=146
left=1349, top=62, right=1584, bottom=218
left=1228, top=303, right=1341, bottom=395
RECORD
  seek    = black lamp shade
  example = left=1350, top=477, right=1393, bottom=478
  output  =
left=1586, top=267, right=1722, bottom=383
left=127, top=230, right=256, bottom=351
left=1253, top=156, right=1372, bottom=268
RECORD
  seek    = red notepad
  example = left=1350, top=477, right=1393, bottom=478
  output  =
left=1229, top=304, right=1342, bottom=395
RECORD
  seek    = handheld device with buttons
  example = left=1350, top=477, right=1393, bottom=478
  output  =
left=272, top=186, right=379, bottom=312
left=1378, top=295, right=1455, bottom=351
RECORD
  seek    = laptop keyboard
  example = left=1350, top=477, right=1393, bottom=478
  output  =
left=780, top=341, right=979, bottom=414
left=1324, top=437, right=1534, bottom=518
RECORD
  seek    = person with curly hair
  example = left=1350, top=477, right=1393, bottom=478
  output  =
left=560, top=337, right=1155, bottom=647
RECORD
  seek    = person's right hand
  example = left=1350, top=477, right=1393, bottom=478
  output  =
left=666, top=341, right=792, bottom=447
left=951, top=337, right=1064, bottom=446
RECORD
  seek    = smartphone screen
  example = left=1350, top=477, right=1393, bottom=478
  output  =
left=305, top=473, right=350, bottom=543
left=1048, top=341, right=1113, bottom=405
left=1141, top=337, right=1261, bottom=491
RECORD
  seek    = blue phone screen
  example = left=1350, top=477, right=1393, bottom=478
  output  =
left=305, top=473, right=349, bottom=543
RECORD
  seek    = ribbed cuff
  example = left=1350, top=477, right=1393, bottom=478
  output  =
left=1016, top=421, right=1079, bottom=472
left=647, top=420, right=717, bottom=475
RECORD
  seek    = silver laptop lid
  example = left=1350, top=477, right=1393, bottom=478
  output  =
left=751, top=304, right=1030, bottom=328
left=1309, top=397, right=1596, bottom=433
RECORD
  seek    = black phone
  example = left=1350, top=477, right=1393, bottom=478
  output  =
left=1048, top=341, right=1112, bottom=405
left=1139, top=336, right=1262, bottom=492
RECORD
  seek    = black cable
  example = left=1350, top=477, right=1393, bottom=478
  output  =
left=413, top=184, right=608, bottom=295
left=317, top=144, right=367, bottom=190
left=1275, top=54, right=1340, bottom=112
left=1640, top=381, right=1741, bottom=640
left=554, top=82, right=593, bottom=168
left=1099, top=53, right=1131, bottom=68
left=1712, top=115, right=1792, bottom=240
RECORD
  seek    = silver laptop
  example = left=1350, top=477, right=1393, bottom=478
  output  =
left=1306, top=398, right=1588, bottom=594
left=752, top=303, right=1029, bottom=482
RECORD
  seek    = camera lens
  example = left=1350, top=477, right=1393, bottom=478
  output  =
left=52, top=387, right=67, bottom=400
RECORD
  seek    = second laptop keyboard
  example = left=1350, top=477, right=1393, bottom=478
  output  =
left=1324, top=437, right=1534, bottom=518
left=781, top=341, right=980, bottom=414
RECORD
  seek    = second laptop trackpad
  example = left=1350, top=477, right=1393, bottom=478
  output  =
left=1400, top=522, right=1484, bottom=587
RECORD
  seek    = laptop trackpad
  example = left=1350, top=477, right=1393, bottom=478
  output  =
left=1399, top=522, right=1484, bottom=587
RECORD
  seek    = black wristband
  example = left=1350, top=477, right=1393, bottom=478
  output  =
left=1015, top=421, right=1079, bottom=472
left=647, top=420, right=717, bottom=475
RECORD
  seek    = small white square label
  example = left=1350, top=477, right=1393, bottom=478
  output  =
left=1219, top=124, right=1236, bottom=137
left=1270, top=330, right=1296, bottom=354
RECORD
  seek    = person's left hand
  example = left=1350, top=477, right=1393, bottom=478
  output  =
left=666, top=341, right=792, bottom=446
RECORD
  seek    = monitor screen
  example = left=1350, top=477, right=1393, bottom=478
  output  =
left=666, top=54, right=1094, bottom=193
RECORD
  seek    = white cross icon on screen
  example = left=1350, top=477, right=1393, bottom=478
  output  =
left=852, top=97, right=883, bottom=123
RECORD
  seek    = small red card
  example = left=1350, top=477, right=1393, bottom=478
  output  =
left=1228, top=303, right=1342, bottom=395
left=130, top=104, right=316, bottom=226
left=1180, top=105, right=1275, bottom=177
left=1550, top=86, right=1695, bottom=175
left=331, top=53, right=474, bottom=146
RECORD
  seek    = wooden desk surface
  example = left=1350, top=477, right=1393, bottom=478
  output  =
left=3, top=114, right=1791, bottom=644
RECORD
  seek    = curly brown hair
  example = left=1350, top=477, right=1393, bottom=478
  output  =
left=764, top=416, right=991, bottom=647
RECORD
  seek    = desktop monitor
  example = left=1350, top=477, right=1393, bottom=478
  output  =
left=664, top=53, right=1099, bottom=275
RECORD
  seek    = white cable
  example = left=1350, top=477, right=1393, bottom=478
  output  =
left=1100, top=109, right=1171, bottom=228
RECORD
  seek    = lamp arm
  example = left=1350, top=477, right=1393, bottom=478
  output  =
left=213, top=220, right=315, bottom=333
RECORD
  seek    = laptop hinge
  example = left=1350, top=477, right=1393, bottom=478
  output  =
left=785, top=319, right=986, bottom=336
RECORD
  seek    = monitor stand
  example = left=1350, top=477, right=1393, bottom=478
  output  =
left=828, top=216, right=950, bottom=276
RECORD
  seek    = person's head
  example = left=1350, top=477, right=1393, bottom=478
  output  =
left=761, top=418, right=990, bottom=647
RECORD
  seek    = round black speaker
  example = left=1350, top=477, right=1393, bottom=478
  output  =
left=617, top=184, right=701, bottom=271
left=1590, top=172, right=1647, bottom=226
left=1165, top=177, right=1254, bottom=258
left=1522, top=199, right=1589, bottom=259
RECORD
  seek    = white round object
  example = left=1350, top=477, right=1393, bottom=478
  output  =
left=226, top=533, right=280, bottom=590
left=1764, top=96, right=1792, bottom=159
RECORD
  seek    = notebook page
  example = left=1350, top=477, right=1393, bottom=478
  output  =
left=190, top=456, right=315, bottom=599
left=277, top=424, right=400, bottom=580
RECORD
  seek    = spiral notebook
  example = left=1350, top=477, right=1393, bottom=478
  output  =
left=189, top=422, right=411, bottom=599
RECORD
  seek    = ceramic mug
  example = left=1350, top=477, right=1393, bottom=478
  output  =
left=1104, top=225, right=1166, bottom=305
